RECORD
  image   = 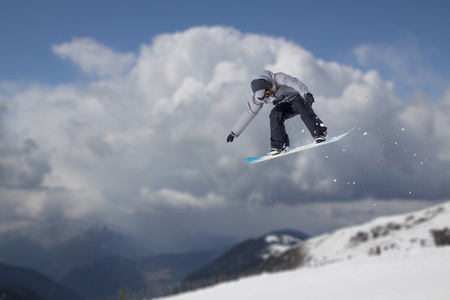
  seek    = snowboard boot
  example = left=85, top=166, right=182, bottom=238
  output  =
left=269, top=143, right=289, bottom=156
left=314, top=132, right=327, bottom=144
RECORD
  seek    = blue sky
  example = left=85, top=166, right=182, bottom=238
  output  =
left=1, top=1, right=449, bottom=98
left=1, top=1, right=450, bottom=252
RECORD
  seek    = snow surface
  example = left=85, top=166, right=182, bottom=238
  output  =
left=302, top=201, right=450, bottom=267
left=161, top=202, right=450, bottom=300
left=161, top=248, right=450, bottom=300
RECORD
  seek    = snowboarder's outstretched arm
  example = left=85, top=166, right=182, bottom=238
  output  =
left=227, top=96, right=263, bottom=142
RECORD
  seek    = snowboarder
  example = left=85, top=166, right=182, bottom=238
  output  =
left=227, top=70, right=328, bottom=155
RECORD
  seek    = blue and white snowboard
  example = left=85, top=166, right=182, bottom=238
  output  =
left=244, top=128, right=354, bottom=164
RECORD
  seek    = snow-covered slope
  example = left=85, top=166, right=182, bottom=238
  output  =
left=162, top=247, right=450, bottom=300
left=161, top=201, right=450, bottom=300
left=303, top=201, right=450, bottom=267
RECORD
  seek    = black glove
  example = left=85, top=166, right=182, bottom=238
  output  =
left=227, top=132, right=236, bottom=143
left=305, top=93, right=314, bottom=107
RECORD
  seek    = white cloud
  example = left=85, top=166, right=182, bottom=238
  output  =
left=1, top=26, right=450, bottom=247
left=53, top=37, right=136, bottom=78
left=352, top=36, right=446, bottom=98
left=140, top=187, right=226, bottom=210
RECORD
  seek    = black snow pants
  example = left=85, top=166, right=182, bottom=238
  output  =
left=269, top=95, right=327, bottom=149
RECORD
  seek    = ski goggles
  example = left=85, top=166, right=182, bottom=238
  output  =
left=254, top=89, right=272, bottom=100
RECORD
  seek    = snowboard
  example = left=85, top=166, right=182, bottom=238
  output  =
left=244, top=128, right=354, bottom=164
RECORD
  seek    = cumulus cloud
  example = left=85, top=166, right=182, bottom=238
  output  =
left=353, top=36, right=446, bottom=98
left=0, top=26, right=449, bottom=249
left=0, top=96, right=51, bottom=191
left=52, top=37, right=136, bottom=78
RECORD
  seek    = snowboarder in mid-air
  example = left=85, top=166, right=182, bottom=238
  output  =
left=227, top=70, right=328, bottom=155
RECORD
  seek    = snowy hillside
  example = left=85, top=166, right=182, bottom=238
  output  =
left=303, top=201, right=450, bottom=267
left=162, top=248, right=450, bottom=300
left=162, top=201, right=450, bottom=300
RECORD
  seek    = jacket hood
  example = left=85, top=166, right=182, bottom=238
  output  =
left=259, top=70, right=276, bottom=86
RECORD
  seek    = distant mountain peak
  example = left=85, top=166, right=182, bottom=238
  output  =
left=82, top=223, right=114, bottom=236
left=184, top=229, right=309, bottom=282
left=260, top=233, right=304, bottom=260
left=266, top=229, right=310, bottom=240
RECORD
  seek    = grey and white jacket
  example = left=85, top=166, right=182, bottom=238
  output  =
left=231, top=70, right=311, bottom=137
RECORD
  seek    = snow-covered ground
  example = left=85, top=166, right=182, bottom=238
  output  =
left=162, top=248, right=450, bottom=300
left=161, top=202, right=450, bottom=300
left=302, top=201, right=450, bottom=267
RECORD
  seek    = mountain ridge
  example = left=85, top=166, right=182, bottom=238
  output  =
left=252, top=201, right=450, bottom=274
left=182, top=201, right=450, bottom=287
left=183, top=229, right=309, bottom=283
left=0, top=262, right=82, bottom=300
